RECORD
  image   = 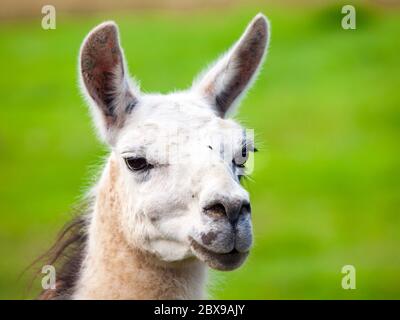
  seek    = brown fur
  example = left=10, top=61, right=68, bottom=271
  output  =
left=72, top=157, right=205, bottom=299
left=36, top=157, right=205, bottom=299
left=35, top=204, right=89, bottom=299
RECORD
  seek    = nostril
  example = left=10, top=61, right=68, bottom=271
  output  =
left=228, top=202, right=251, bottom=225
left=203, top=201, right=250, bottom=224
left=240, top=202, right=251, bottom=216
left=204, top=203, right=226, bottom=217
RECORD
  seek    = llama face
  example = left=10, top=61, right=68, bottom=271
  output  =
left=79, top=14, right=269, bottom=270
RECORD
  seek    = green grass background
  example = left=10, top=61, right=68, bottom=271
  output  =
left=0, top=3, right=399, bottom=299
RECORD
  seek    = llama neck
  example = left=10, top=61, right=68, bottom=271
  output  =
left=73, top=158, right=207, bottom=299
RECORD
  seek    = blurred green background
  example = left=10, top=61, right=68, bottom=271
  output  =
left=0, top=0, right=399, bottom=299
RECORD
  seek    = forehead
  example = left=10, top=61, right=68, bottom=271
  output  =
left=116, top=93, right=252, bottom=152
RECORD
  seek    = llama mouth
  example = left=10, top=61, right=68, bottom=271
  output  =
left=189, top=237, right=249, bottom=271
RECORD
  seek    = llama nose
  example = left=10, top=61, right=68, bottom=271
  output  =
left=204, top=201, right=251, bottom=225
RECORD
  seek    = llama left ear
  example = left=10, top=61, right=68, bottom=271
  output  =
left=192, top=13, right=270, bottom=117
left=79, top=21, right=140, bottom=145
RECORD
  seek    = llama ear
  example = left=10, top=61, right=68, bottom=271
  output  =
left=192, top=14, right=269, bottom=117
left=79, top=21, right=140, bottom=145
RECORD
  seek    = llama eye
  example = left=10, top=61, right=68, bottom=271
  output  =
left=124, top=157, right=152, bottom=171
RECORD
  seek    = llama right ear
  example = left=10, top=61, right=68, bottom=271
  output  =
left=79, top=22, right=140, bottom=145
left=192, top=14, right=269, bottom=118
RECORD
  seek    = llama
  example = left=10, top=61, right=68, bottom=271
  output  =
left=39, top=13, right=270, bottom=300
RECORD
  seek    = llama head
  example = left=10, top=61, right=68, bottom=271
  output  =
left=79, top=14, right=269, bottom=271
